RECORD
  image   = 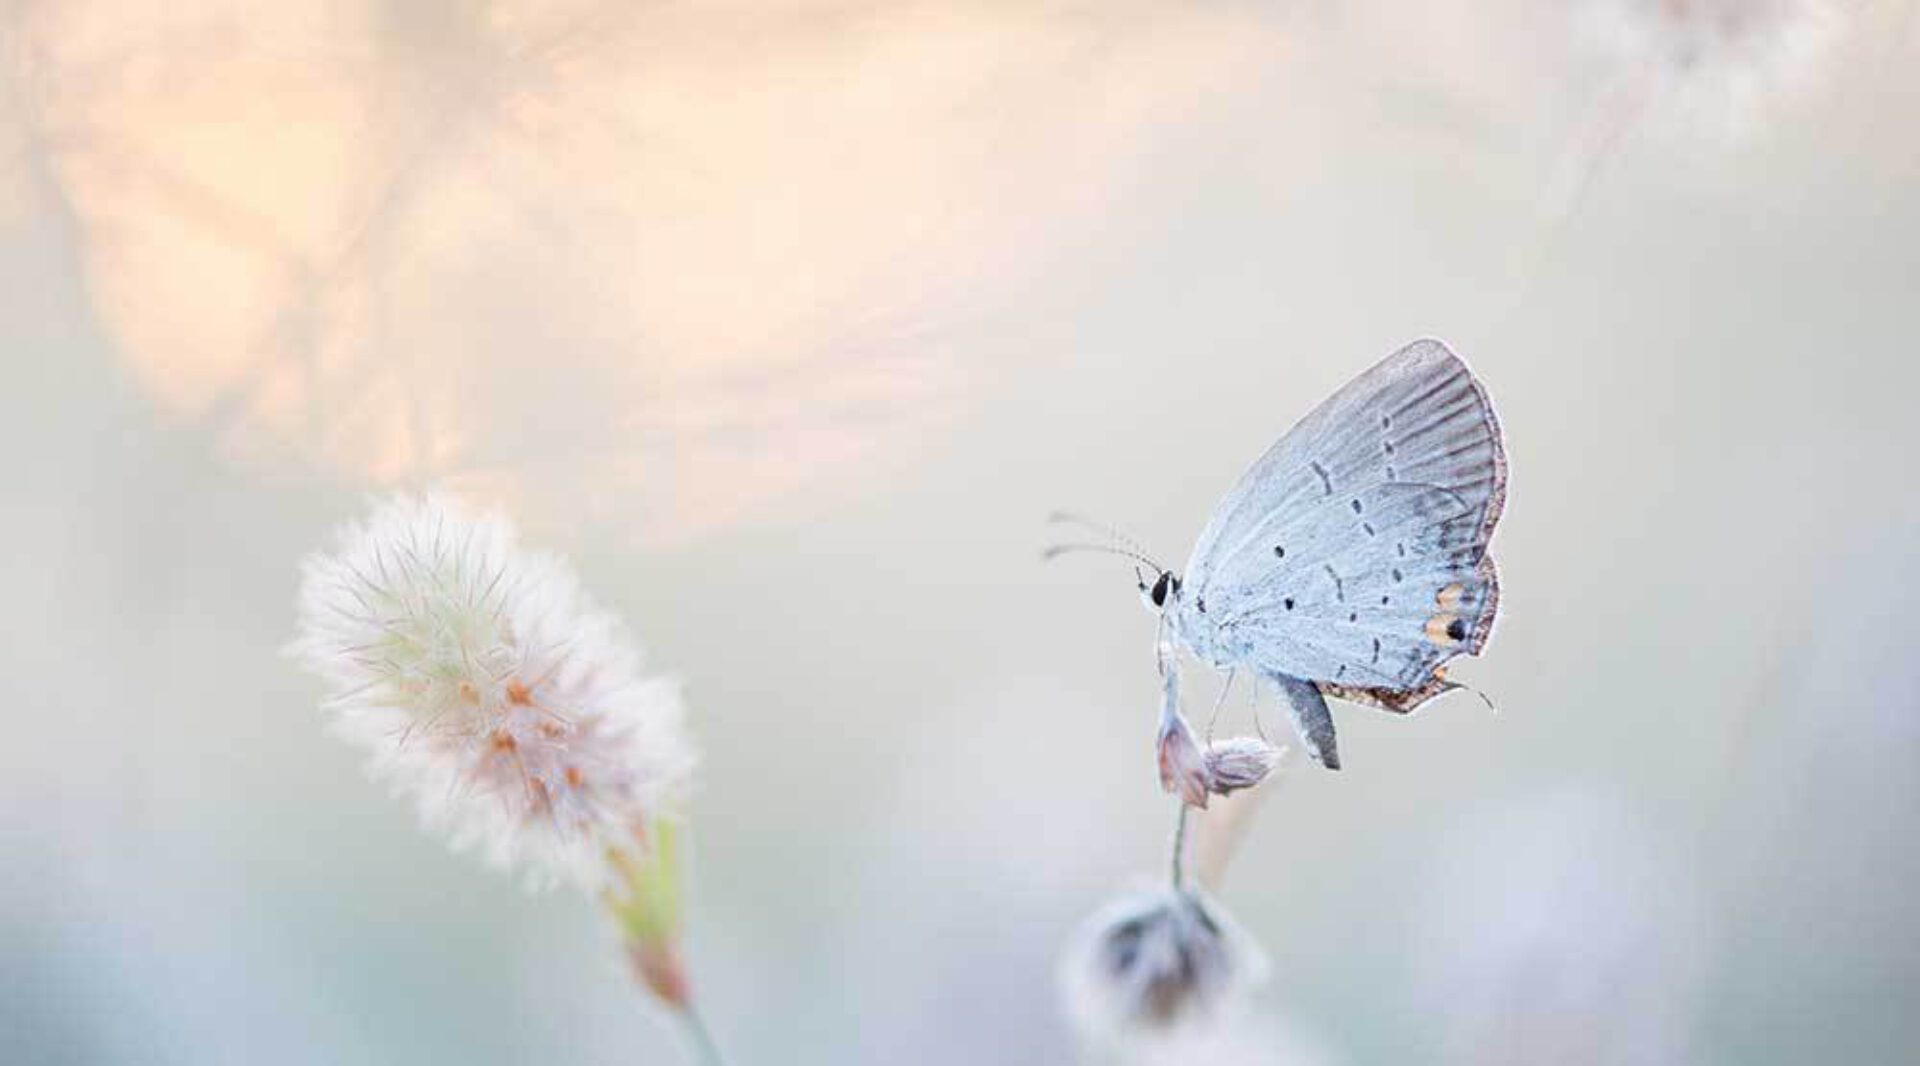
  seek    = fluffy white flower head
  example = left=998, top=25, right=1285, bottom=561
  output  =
left=1579, top=0, right=1842, bottom=137
left=292, top=493, right=693, bottom=890
left=1060, top=886, right=1267, bottom=1049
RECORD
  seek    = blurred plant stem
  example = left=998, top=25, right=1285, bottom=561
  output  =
left=678, top=1005, right=724, bottom=1066
left=1169, top=801, right=1192, bottom=892
left=606, top=818, right=726, bottom=1064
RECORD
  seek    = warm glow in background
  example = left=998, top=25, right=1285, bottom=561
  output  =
left=5, top=2, right=1919, bottom=1063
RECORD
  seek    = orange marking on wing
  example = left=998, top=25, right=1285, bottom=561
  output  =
left=1426, top=613, right=1463, bottom=646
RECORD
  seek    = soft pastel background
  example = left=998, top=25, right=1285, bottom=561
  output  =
left=5, top=2, right=1918, bottom=1063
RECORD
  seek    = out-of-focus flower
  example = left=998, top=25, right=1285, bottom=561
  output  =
left=1576, top=0, right=1843, bottom=137
left=291, top=492, right=693, bottom=891
left=1126, top=1013, right=1340, bottom=1066
left=1202, top=737, right=1283, bottom=797
left=1410, top=788, right=1707, bottom=1066
left=14, top=1, right=1282, bottom=543
left=1194, top=741, right=1291, bottom=893
left=1060, top=887, right=1267, bottom=1047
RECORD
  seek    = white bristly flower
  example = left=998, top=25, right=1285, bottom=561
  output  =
left=1060, top=887, right=1267, bottom=1048
left=1577, top=0, right=1842, bottom=137
left=291, top=493, right=694, bottom=891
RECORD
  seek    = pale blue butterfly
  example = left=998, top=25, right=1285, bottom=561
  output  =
left=1053, top=339, right=1507, bottom=796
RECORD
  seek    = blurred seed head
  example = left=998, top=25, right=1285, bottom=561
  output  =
left=290, top=492, right=694, bottom=891
left=1578, top=0, right=1843, bottom=136
left=1060, top=887, right=1267, bottom=1047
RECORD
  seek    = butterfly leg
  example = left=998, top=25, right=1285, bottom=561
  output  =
left=1269, top=672, right=1340, bottom=771
left=1204, top=668, right=1236, bottom=744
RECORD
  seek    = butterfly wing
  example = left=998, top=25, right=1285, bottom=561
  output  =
left=1180, top=338, right=1506, bottom=709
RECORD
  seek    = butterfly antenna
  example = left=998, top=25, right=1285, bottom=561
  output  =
left=1040, top=541, right=1162, bottom=571
left=1047, top=511, right=1158, bottom=566
left=1043, top=514, right=1163, bottom=573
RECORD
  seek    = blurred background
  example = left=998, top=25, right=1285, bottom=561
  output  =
left=4, top=1, right=1918, bottom=1062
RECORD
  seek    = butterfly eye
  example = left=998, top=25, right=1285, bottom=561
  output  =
left=1150, top=571, right=1172, bottom=608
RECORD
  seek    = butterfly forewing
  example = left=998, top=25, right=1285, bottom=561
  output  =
left=1182, top=339, right=1506, bottom=702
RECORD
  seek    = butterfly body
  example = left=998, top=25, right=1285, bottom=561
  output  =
left=1143, top=338, right=1508, bottom=781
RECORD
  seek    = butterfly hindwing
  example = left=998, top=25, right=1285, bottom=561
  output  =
left=1180, top=339, right=1505, bottom=707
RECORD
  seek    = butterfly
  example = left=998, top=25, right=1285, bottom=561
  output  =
left=1053, top=339, right=1507, bottom=800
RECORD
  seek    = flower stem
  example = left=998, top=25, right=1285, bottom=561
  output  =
left=1169, top=801, right=1191, bottom=892
left=677, top=1004, right=725, bottom=1066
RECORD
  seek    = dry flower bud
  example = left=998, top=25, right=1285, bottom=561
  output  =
left=1157, top=708, right=1210, bottom=810
left=1203, top=737, right=1282, bottom=796
left=628, top=938, right=691, bottom=1010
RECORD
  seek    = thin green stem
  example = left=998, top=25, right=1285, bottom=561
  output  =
left=677, top=1004, right=724, bottom=1066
